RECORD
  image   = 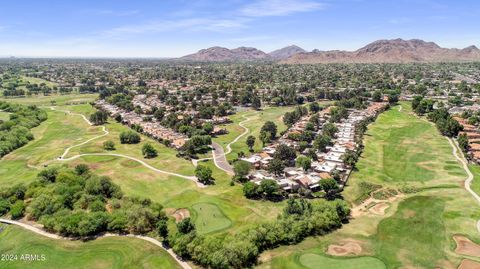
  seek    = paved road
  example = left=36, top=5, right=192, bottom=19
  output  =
left=212, top=142, right=234, bottom=174
left=448, top=137, right=480, bottom=233
left=0, top=218, right=192, bottom=269
left=50, top=107, right=203, bottom=187
left=193, top=115, right=252, bottom=175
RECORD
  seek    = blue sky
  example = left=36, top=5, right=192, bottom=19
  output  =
left=0, top=0, right=479, bottom=57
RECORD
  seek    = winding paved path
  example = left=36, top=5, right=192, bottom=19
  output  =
left=193, top=115, right=252, bottom=175
left=211, top=142, right=234, bottom=174
left=50, top=107, right=109, bottom=159
left=0, top=218, right=192, bottom=269
left=447, top=138, right=480, bottom=232
left=49, top=107, right=203, bottom=187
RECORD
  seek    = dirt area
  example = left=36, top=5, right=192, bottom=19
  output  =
left=351, top=189, right=403, bottom=218
left=166, top=208, right=190, bottom=223
left=454, top=235, right=480, bottom=257
left=369, top=202, right=389, bottom=215
left=326, top=240, right=363, bottom=256
left=458, top=259, right=480, bottom=269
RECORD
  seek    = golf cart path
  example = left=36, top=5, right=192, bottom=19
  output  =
left=0, top=218, right=192, bottom=269
left=194, top=115, right=252, bottom=174
left=448, top=137, right=480, bottom=233
left=49, top=107, right=204, bottom=188
left=49, top=107, right=109, bottom=159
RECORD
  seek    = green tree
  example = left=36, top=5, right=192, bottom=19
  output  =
left=309, top=102, right=321, bottom=113
left=320, top=178, right=339, bottom=200
left=142, top=143, right=158, bottom=158
left=103, top=140, right=115, bottom=150
left=119, top=131, right=140, bottom=144
left=89, top=110, right=108, bottom=125
left=314, top=134, right=332, bottom=152
left=458, top=133, right=469, bottom=153
left=252, top=96, right=261, bottom=110
left=322, top=123, right=338, bottom=138
left=74, top=164, right=90, bottom=175
left=261, top=121, right=277, bottom=140
left=0, top=199, right=10, bottom=216
left=246, top=135, right=256, bottom=151
left=233, top=160, right=251, bottom=182
left=296, top=156, right=311, bottom=171
left=274, top=144, right=296, bottom=164
left=259, top=131, right=271, bottom=147
left=203, top=122, right=214, bottom=134
left=10, top=200, right=25, bottom=219
left=342, top=150, right=359, bottom=168
left=372, top=90, right=382, bottom=102
left=260, top=179, right=280, bottom=197
left=243, top=181, right=260, bottom=198
left=177, top=217, right=195, bottom=234
left=267, top=158, right=285, bottom=176
left=195, top=165, right=214, bottom=185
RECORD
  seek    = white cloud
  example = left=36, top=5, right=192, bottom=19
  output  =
left=240, top=0, right=324, bottom=17
left=103, top=18, right=248, bottom=37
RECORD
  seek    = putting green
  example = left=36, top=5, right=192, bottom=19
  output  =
left=299, top=253, right=386, bottom=269
left=192, top=203, right=232, bottom=234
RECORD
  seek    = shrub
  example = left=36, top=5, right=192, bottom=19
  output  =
left=103, top=140, right=115, bottom=150
left=142, top=143, right=158, bottom=158
left=10, top=200, right=25, bottom=219
left=119, top=131, right=140, bottom=144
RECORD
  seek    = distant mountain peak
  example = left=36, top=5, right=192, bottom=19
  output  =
left=282, top=38, right=480, bottom=64
left=181, top=46, right=269, bottom=62
left=269, top=45, right=306, bottom=60
left=462, top=45, right=479, bottom=52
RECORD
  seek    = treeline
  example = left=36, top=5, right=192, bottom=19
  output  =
left=0, top=165, right=168, bottom=238
left=169, top=198, right=350, bottom=269
left=0, top=101, right=47, bottom=157
left=412, top=96, right=462, bottom=137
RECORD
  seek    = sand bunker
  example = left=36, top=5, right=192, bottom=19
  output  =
left=326, top=240, right=363, bottom=256
left=171, top=208, right=190, bottom=223
left=454, top=235, right=480, bottom=257
left=369, top=203, right=389, bottom=215
left=458, top=259, right=480, bottom=269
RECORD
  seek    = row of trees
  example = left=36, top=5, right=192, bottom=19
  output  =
left=0, top=101, right=47, bottom=157
left=413, top=97, right=462, bottom=137
left=0, top=165, right=168, bottom=238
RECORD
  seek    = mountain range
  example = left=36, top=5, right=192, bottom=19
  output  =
left=179, top=39, right=480, bottom=63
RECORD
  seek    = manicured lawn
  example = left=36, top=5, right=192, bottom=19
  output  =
left=0, top=93, right=97, bottom=106
left=0, top=226, right=181, bottom=269
left=192, top=203, right=232, bottom=234
left=299, top=254, right=386, bottom=269
left=214, top=106, right=295, bottom=161
left=374, top=196, right=446, bottom=268
left=21, top=76, right=58, bottom=88
left=468, top=164, right=480, bottom=196
left=345, top=102, right=465, bottom=204
left=257, top=102, right=480, bottom=269
left=0, top=99, right=285, bottom=239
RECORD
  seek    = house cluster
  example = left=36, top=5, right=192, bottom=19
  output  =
left=242, top=102, right=388, bottom=193
left=449, top=104, right=480, bottom=115
left=132, top=94, right=232, bottom=125
left=95, top=100, right=188, bottom=149
left=454, top=116, right=480, bottom=164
